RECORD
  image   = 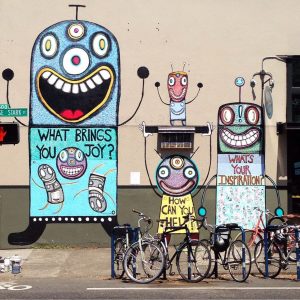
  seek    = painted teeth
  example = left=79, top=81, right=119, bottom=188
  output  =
left=221, top=129, right=260, bottom=147
left=42, top=69, right=111, bottom=95
left=42, top=71, right=51, bottom=79
left=62, top=166, right=82, bottom=176
left=48, top=74, right=58, bottom=85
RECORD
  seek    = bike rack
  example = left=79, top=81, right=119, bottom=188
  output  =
left=295, top=228, right=300, bottom=281
left=264, top=226, right=300, bottom=280
left=212, top=225, right=246, bottom=280
left=111, top=225, right=138, bottom=279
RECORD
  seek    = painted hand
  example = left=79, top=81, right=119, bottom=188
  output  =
left=138, top=121, right=152, bottom=138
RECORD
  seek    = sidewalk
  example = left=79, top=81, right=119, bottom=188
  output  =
left=0, top=247, right=298, bottom=281
left=0, top=248, right=112, bottom=279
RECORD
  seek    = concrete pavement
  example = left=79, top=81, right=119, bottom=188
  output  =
left=0, top=247, right=299, bottom=281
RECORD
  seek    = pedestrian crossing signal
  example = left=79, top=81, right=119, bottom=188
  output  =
left=0, top=123, right=19, bottom=145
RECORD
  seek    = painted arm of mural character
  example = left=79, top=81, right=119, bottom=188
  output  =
left=118, top=67, right=149, bottom=126
left=139, top=121, right=162, bottom=198
left=185, top=82, right=203, bottom=104
left=191, top=123, right=214, bottom=198
left=2, top=68, right=28, bottom=127
left=154, top=82, right=170, bottom=105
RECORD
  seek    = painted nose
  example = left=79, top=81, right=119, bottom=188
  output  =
left=62, top=47, right=90, bottom=75
left=68, top=158, right=76, bottom=166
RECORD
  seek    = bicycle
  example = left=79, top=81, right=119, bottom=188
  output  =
left=254, top=224, right=300, bottom=278
left=123, top=210, right=165, bottom=284
left=112, top=224, right=133, bottom=279
left=197, top=216, right=252, bottom=282
left=234, top=207, right=285, bottom=262
left=156, top=214, right=211, bottom=283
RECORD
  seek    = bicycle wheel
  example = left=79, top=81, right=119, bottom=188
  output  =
left=234, top=230, right=263, bottom=262
left=200, top=239, right=216, bottom=278
left=113, top=238, right=126, bottom=279
left=123, top=241, right=165, bottom=284
left=254, top=239, right=282, bottom=278
left=176, top=240, right=211, bottom=283
left=227, top=240, right=251, bottom=282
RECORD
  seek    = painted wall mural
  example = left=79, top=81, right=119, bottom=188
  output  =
left=216, top=102, right=266, bottom=229
left=155, top=69, right=202, bottom=126
left=8, top=16, right=121, bottom=245
left=140, top=65, right=209, bottom=235
left=156, top=155, right=199, bottom=234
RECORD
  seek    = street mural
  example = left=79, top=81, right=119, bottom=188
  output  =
left=216, top=102, right=266, bottom=229
left=155, top=69, right=202, bottom=126
left=156, top=155, right=199, bottom=234
left=8, top=15, right=121, bottom=245
left=141, top=63, right=209, bottom=234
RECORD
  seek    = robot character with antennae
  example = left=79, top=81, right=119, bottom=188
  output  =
left=155, top=64, right=203, bottom=126
left=199, top=74, right=283, bottom=229
left=4, top=5, right=149, bottom=245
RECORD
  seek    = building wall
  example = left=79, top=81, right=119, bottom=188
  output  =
left=0, top=0, right=298, bottom=246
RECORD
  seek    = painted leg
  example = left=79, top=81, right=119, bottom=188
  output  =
left=8, top=221, right=46, bottom=245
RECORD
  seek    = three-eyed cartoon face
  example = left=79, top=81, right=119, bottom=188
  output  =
left=156, top=155, right=199, bottom=196
left=30, top=20, right=120, bottom=125
left=56, top=147, right=87, bottom=179
left=218, top=103, right=263, bottom=153
left=167, top=72, right=188, bottom=102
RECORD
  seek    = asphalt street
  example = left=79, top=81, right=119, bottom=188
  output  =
left=1, top=276, right=300, bottom=299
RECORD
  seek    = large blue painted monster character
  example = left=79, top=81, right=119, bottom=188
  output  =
left=8, top=18, right=121, bottom=245
left=31, top=21, right=119, bottom=125
left=216, top=102, right=266, bottom=229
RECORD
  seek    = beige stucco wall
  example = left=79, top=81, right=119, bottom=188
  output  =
left=0, top=0, right=298, bottom=185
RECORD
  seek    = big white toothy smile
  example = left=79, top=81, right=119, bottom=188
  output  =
left=61, top=166, right=84, bottom=177
left=220, top=128, right=260, bottom=149
left=37, top=65, right=114, bottom=123
left=42, top=69, right=111, bottom=94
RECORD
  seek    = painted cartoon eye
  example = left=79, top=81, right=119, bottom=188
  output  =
left=184, top=167, right=196, bottom=179
left=92, top=33, right=110, bottom=57
left=168, top=77, right=175, bottom=86
left=220, top=106, right=235, bottom=125
left=181, top=76, right=188, bottom=86
left=40, top=169, right=46, bottom=177
left=245, top=106, right=259, bottom=125
left=68, top=23, right=85, bottom=40
left=75, top=150, right=84, bottom=162
left=89, top=180, right=93, bottom=185
left=47, top=167, right=53, bottom=175
left=59, top=150, right=68, bottom=162
left=62, top=48, right=90, bottom=75
left=41, top=34, right=58, bottom=58
left=170, top=157, right=184, bottom=169
left=158, top=166, right=170, bottom=179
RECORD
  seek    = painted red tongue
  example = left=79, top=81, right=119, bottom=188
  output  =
left=60, top=110, right=84, bottom=120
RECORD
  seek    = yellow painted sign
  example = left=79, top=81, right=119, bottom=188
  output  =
left=157, top=194, right=198, bottom=234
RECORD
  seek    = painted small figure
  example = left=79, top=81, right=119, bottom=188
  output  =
left=155, top=67, right=203, bottom=126
left=38, top=164, right=64, bottom=205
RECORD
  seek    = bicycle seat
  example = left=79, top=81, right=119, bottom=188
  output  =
left=224, top=223, right=239, bottom=229
left=267, top=225, right=285, bottom=232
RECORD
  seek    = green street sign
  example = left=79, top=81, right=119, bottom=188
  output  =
left=0, top=108, right=28, bottom=117
left=0, top=104, right=9, bottom=109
